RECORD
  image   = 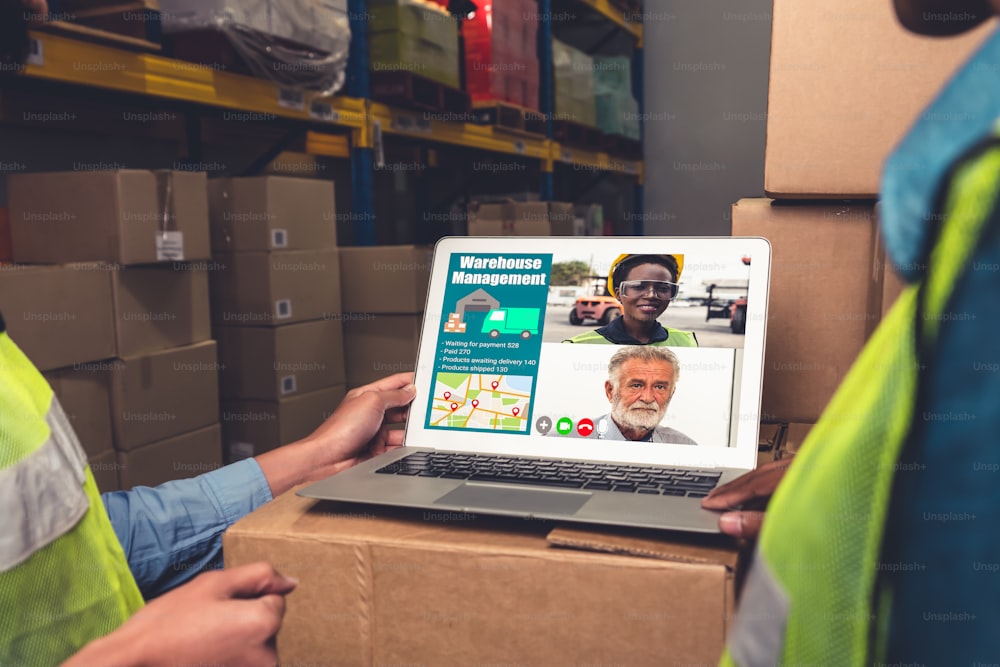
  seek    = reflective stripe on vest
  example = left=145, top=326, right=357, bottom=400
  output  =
left=565, top=328, right=699, bottom=346
left=721, top=136, right=1000, bottom=666
left=0, top=332, right=144, bottom=664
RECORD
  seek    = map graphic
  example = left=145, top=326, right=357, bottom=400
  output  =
left=430, top=373, right=533, bottom=432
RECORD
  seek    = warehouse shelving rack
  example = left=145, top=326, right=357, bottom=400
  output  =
left=13, top=0, right=644, bottom=243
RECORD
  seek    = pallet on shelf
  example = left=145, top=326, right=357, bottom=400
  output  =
left=600, top=133, right=642, bottom=159
left=552, top=120, right=604, bottom=150
left=470, top=101, right=545, bottom=137
left=370, top=71, right=469, bottom=114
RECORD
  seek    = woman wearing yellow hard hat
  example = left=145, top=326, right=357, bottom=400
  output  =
left=563, top=254, right=698, bottom=346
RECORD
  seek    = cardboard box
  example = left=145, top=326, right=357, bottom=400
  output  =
left=224, top=490, right=739, bottom=666
left=344, top=314, right=420, bottom=388
left=208, top=176, right=337, bottom=253
left=881, top=259, right=908, bottom=318
left=221, top=384, right=347, bottom=460
left=0, top=208, right=11, bottom=263
left=216, top=320, right=345, bottom=399
left=112, top=263, right=212, bottom=358
left=44, top=366, right=115, bottom=458
left=766, top=0, right=992, bottom=198
left=8, top=170, right=211, bottom=264
left=0, top=263, right=115, bottom=371
left=782, top=422, right=816, bottom=458
left=338, top=245, right=432, bottom=314
left=732, top=199, right=883, bottom=422
left=117, top=424, right=224, bottom=489
left=467, top=201, right=576, bottom=237
left=211, top=249, right=341, bottom=326
left=88, top=450, right=122, bottom=493
left=109, top=340, right=221, bottom=451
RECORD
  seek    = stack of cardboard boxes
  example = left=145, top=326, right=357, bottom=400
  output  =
left=368, top=0, right=460, bottom=88
left=462, top=0, right=540, bottom=109
left=208, top=176, right=346, bottom=461
left=339, top=245, right=432, bottom=389
left=467, top=199, right=578, bottom=236
left=735, top=0, right=992, bottom=441
left=553, top=39, right=597, bottom=127
left=5, top=170, right=222, bottom=490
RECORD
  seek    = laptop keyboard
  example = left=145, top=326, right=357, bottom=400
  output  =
left=375, top=452, right=723, bottom=497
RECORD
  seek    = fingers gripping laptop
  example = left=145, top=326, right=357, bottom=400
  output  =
left=300, top=236, right=771, bottom=533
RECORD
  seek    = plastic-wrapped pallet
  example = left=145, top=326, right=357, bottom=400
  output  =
left=594, top=55, right=639, bottom=139
left=159, top=0, right=350, bottom=94
left=368, top=0, right=460, bottom=88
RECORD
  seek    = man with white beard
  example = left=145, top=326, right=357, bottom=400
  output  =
left=593, top=346, right=697, bottom=444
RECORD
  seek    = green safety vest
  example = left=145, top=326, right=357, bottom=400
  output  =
left=721, top=134, right=1000, bottom=665
left=0, top=331, right=144, bottom=664
left=564, top=327, right=699, bottom=346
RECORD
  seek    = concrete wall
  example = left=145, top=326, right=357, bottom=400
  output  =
left=642, top=1, right=773, bottom=236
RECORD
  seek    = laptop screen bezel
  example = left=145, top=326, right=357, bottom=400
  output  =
left=402, top=236, right=771, bottom=472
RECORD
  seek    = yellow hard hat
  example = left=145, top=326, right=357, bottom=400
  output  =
left=607, top=254, right=684, bottom=299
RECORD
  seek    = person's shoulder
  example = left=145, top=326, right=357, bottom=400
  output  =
left=663, top=328, right=698, bottom=347
left=563, top=329, right=611, bottom=344
left=655, top=425, right=698, bottom=445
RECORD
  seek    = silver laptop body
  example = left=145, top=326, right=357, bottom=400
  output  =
left=300, top=236, right=771, bottom=533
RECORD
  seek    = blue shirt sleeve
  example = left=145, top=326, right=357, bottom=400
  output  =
left=101, top=458, right=273, bottom=600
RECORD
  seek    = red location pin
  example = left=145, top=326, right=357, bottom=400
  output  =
left=491, top=381, right=499, bottom=389
left=444, top=391, right=451, bottom=399
left=450, top=403, right=458, bottom=411
left=471, top=400, right=479, bottom=408
left=512, top=407, right=520, bottom=416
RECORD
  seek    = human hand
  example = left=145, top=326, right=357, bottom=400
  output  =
left=254, top=373, right=416, bottom=495
left=65, top=561, right=297, bottom=667
left=700, top=458, right=793, bottom=540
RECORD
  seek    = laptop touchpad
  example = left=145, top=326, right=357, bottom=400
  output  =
left=435, top=483, right=591, bottom=515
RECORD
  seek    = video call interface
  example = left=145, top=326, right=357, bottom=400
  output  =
left=418, top=250, right=753, bottom=449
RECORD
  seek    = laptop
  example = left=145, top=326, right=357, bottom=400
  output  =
left=300, top=236, right=771, bottom=533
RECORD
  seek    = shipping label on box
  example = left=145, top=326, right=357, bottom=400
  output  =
left=211, top=249, right=342, bottom=326
left=109, top=340, right=221, bottom=451
left=8, top=170, right=211, bottom=264
left=0, top=263, right=115, bottom=371
left=208, top=176, right=337, bottom=252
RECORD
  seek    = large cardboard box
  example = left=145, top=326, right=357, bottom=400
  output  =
left=112, top=263, right=212, bottom=358
left=766, top=0, right=993, bottom=198
left=211, top=249, right=342, bottom=326
left=208, top=176, right=337, bottom=252
left=732, top=199, right=884, bottom=422
left=88, top=450, right=122, bottom=493
left=344, top=314, right=420, bottom=388
left=216, top=320, right=345, bottom=399
left=467, top=201, right=576, bottom=236
left=338, top=245, right=432, bottom=314
left=225, top=490, right=739, bottom=666
left=8, top=170, right=211, bottom=264
left=117, top=424, right=224, bottom=489
left=44, top=365, right=115, bottom=458
left=109, top=340, right=221, bottom=451
left=221, top=384, right=347, bottom=460
left=0, top=263, right=115, bottom=371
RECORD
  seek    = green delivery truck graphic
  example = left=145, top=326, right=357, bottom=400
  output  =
left=481, top=308, right=540, bottom=339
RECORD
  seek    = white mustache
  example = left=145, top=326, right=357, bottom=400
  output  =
left=628, top=400, right=660, bottom=411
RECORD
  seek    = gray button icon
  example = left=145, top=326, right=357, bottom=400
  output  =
left=535, top=416, right=553, bottom=435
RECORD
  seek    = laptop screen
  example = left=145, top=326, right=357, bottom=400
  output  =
left=406, top=237, right=771, bottom=472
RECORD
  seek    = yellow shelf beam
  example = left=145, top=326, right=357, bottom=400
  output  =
left=575, top=0, right=643, bottom=44
left=553, top=143, right=644, bottom=181
left=22, top=30, right=367, bottom=130
left=368, top=101, right=550, bottom=160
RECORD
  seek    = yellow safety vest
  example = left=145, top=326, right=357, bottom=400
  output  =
left=564, top=327, right=699, bottom=346
left=721, top=129, right=1000, bottom=665
left=0, top=330, right=144, bottom=664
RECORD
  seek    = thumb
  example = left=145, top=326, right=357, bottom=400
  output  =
left=379, top=384, right=417, bottom=411
left=215, top=562, right=298, bottom=599
left=718, top=511, right=766, bottom=540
